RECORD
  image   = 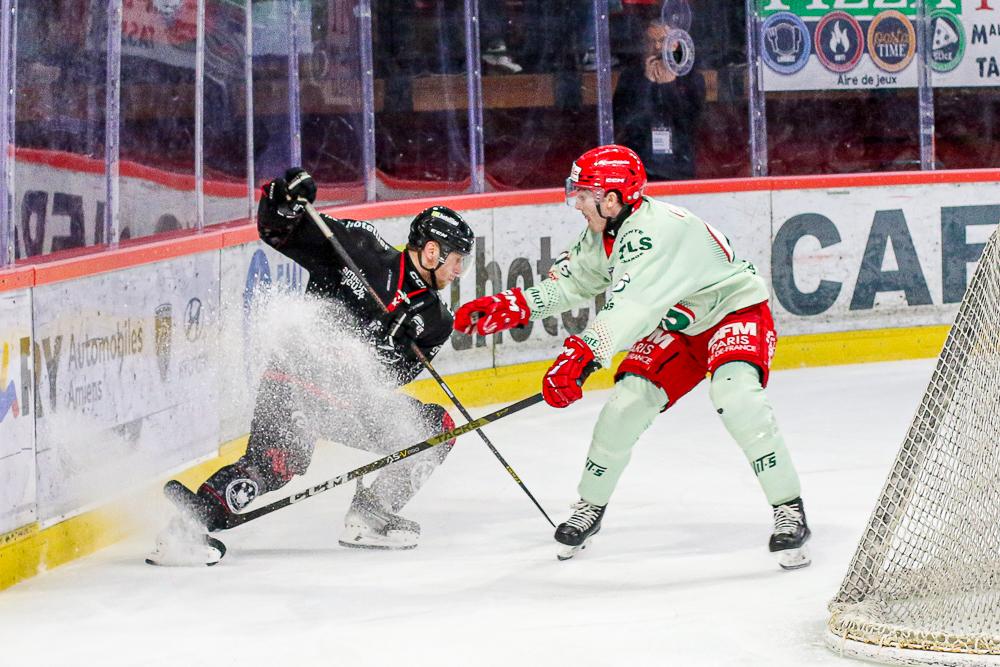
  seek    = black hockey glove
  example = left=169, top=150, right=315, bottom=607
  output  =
left=380, top=292, right=436, bottom=360
left=258, top=168, right=318, bottom=238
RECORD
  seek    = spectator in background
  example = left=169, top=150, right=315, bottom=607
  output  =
left=613, top=19, right=704, bottom=181
left=481, top=0, right=523, bottom=73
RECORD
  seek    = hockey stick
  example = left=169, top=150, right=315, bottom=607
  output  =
left=302, top=201, right=556, bottom=528
left=211, top=392, right=545, bottom=529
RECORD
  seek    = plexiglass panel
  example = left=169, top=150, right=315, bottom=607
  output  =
left=481, top=1, right=598, bottom=189
left=299, top=0, right=366, bottom=205
left=929, top=6, right=1000, bottom=170
left=119, top=0, right=198, bottom=241
left=934, top=89, right=1000, bottom=168
left=372, top=0, right=470, bottom=199
left=204, top=0, right=252, bottom=225
left=612, top=0, right=750, bottom=181
left=251, top=0, right=298, bottom=187
left=15, top=2, right=108, bottom=257
left=758, top=2, right=920, bottom=175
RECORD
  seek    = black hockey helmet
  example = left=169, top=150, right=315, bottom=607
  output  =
left=408, top=206, right=474, bottom=261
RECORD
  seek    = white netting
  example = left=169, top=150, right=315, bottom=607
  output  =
left=827, top=229, right=1000, bottom=665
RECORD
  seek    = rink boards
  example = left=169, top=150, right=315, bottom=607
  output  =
left=0, top=171, right=996, bottom=588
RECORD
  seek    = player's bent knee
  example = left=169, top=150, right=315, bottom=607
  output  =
left=420, top=402, right=456, bottom=461
left=710, top=361, right=777, bottom=444
left=592, top=375, right=666, bottom=448
left=710, top=361, right=764, bottom=414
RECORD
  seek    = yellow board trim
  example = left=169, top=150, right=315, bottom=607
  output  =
left=401, top=325, right=950, bottom=407
left=0, top=324, right=949, bottom=591
left=0, top=437, right=247, bottom=591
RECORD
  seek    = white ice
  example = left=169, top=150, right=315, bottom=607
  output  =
left=0, top=358, right=934, bottom=667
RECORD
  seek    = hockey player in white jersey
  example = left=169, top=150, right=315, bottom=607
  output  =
left=454, top=145, right=810, bottom=569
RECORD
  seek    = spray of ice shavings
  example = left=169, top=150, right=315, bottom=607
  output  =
left=33, top=409, right=146, bottom=525
left=218, top=286, right=429, bottom=470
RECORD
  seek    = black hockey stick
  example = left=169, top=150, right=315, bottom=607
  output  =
left=207, top=392, right=544, bottom=529
left=303, top=201, right=556, bottom=528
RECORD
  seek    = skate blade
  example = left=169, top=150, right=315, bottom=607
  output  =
left=337, top=539, right=417, bottom=551
left=556, top=539, right=592, bottom=561
left=774, top=545, right=811, bottom=570
left=338, top=526, right=418, bottom=551
left=146, top=536, right=226, bottom=567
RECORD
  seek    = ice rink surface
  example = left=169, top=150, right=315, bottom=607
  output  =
left=0, top=358, right=935, bottom=667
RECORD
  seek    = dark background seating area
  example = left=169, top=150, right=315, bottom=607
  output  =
left=8, top=0, right=1000, bottom=260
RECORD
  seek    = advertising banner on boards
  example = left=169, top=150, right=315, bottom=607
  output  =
left=769, top=180, right=1000, bottom=334
left=0, top=289, right=36, bottom=534
left=31, top=253, right=221, bottom=523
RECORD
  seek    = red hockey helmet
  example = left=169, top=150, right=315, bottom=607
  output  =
left=565, top=144, right=647, bottom=207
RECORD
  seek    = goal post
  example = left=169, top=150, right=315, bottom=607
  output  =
left=826, top=228, right=1000, bottom=666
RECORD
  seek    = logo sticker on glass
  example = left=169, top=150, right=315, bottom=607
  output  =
left=867, top=10, right=915, bottom=73
left=929, top=10, right=965, bottom=74
left=761, top=12, right=811, bottom=75
left=815, top=11, right=864, bottom=73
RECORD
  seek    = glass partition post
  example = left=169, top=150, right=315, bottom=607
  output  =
left=744, top=0, right=766, bottom=177
left=358, top=0, right=376, bottom=201
left=464, top=0, right=484, bottom=193
left=915, top=0, right=935, bottom=171
left=287, top=0, right=302, bottom=168
left=245, top=0, right=255, bottom=220
left=287, top=0, right=301, bottom=167
left=0, top=0, right=14, bottom=267
left=105, top=0, right=121, bottom=246
left=195, top=0, right=205, bottom=230
left=592, top=0, right=612, bottom=146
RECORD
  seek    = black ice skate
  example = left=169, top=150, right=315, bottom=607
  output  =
left=146, top=481, right=227, bottom=567
left=769, top=497, right=811, bottom=570
left=554, top=499, right=606, bottom=561
left=339, top=481, right=420, bottom=550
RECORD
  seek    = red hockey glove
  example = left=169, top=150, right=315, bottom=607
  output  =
left=453, top=288, right=531, bottom=336
left=542, top=335, right=599, bottom=408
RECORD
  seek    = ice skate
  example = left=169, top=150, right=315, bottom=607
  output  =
left=145, top=514, right=226, bottom=567
left=769, top=497, right=811, bottom=570
left=554, top=499, right=606, bottom=560
left=339, top=482, right=420, bottom=550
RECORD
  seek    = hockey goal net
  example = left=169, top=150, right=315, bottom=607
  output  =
left=826, top=228, right=1000, bottom=666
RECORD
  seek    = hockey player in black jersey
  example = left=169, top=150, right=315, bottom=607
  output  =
left=149, top=169, right=474, bottom=565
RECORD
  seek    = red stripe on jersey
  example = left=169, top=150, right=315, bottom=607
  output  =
left=703, top=223, right=733, bottom=262
left=674, top=303, right=696, bottom=321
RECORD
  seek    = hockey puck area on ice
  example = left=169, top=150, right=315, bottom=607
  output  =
left=145, top=536, right=227, bottom=567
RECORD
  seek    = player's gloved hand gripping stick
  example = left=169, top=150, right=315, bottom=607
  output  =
left=455, top=293, right=599, bottom=408
left=302, top=201, right=555, bottom=528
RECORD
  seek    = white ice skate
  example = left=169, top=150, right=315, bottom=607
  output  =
left=769, top=497, right=811, bottom=570
left=338, top=482, right=419, bottom=550
left=555, top=499, right=606, bottom=561
left=145, top=514, right=226, bottom=567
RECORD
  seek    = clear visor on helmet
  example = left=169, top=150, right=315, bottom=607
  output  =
left=565, top=178, right=605, bottom=208
left=439, top=237, right=476, bottom=280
